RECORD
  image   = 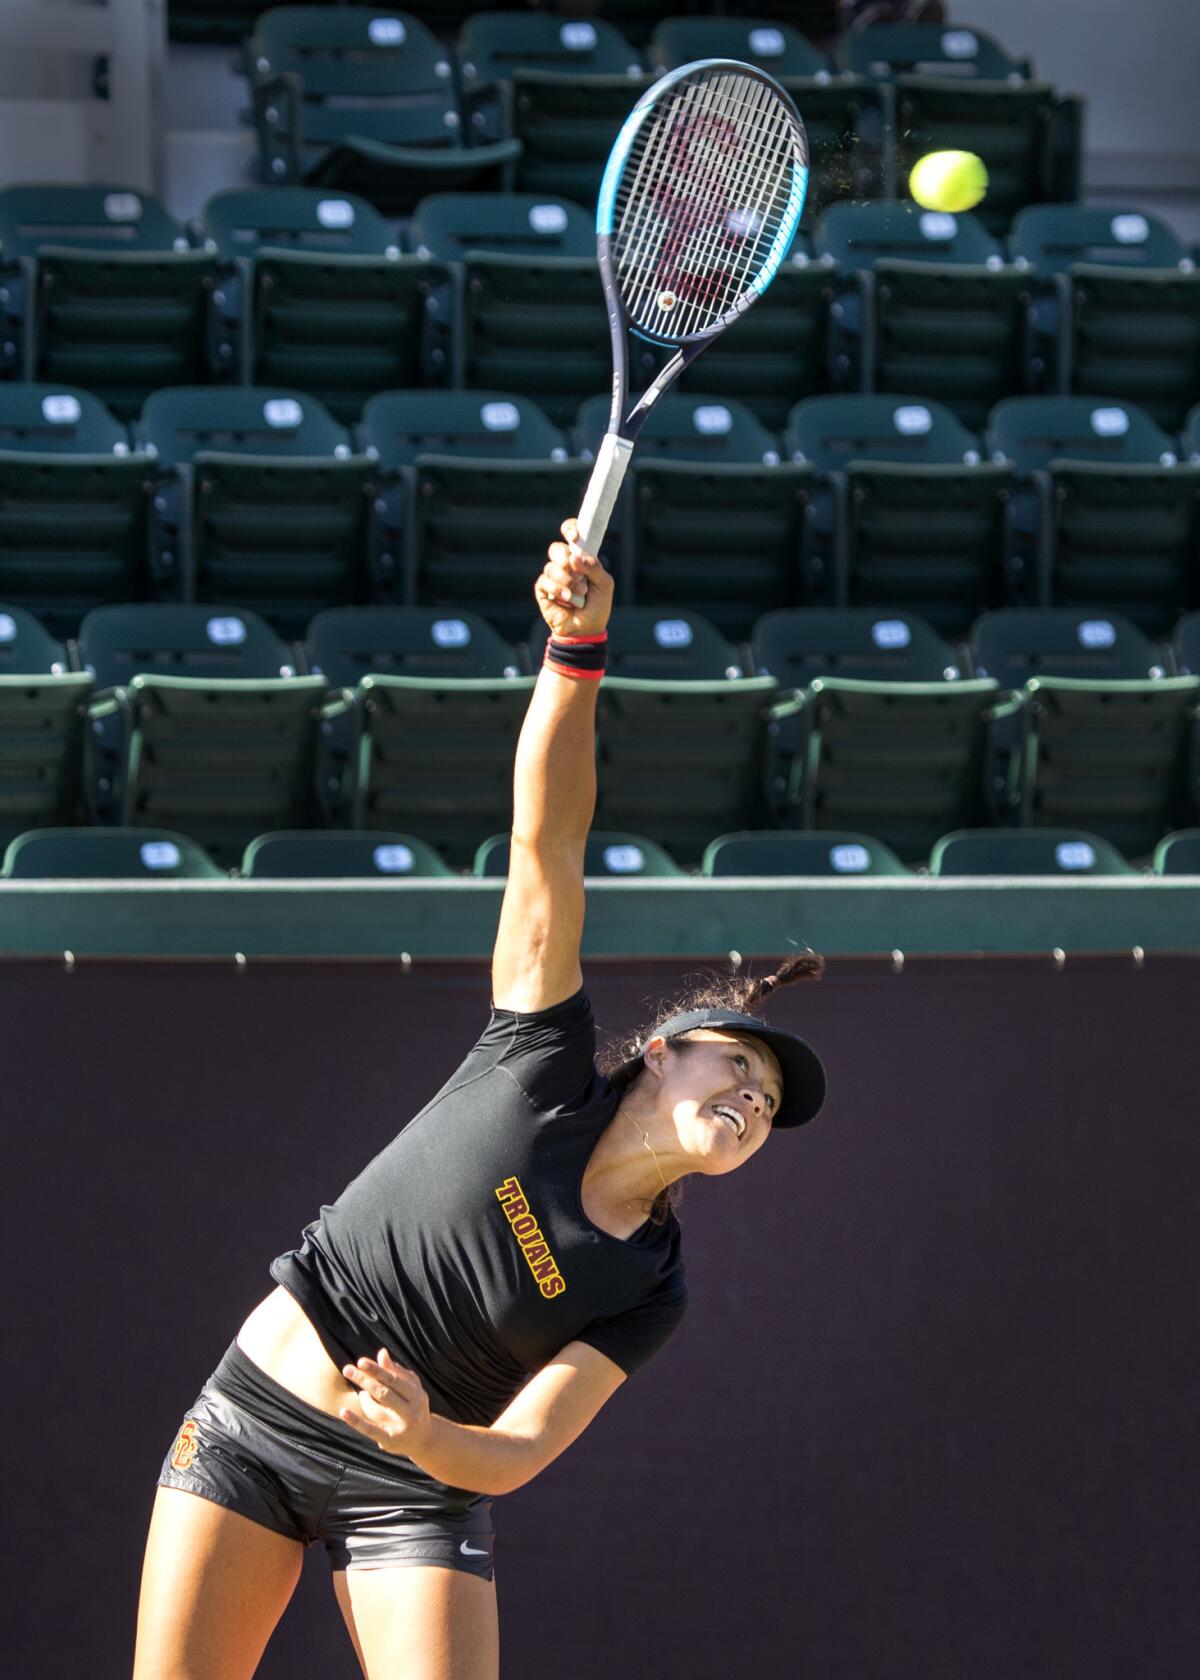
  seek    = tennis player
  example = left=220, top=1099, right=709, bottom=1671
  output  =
left=131, top=519, right=827, bottom=1680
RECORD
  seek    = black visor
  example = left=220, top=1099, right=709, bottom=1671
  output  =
left=610, top=1007, right=826, bottom=1128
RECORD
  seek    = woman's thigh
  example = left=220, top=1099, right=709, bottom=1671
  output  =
left=333, top=1565, right=499, bottom=1680
left=132, top=1485, right=305, bottom=1680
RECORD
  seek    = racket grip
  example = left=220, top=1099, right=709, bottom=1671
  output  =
left=575, top=432, right=634, bottom=562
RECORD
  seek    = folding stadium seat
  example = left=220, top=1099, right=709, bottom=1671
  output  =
left=202, top=187, right=456, bottom=424
left=928, top=828, right=1135, bottom=876
left=1, top=826, right=224, bottom=878
left=529, top=607, right=780, bottom=866
left=701, top=829, right=909, bottom=876
left=304, top=604, right=533, bottom=865
left=837, top=21, right=1034, bottom=82
left=679, top=252, right=842, bottom=433
left=1152, top=831, right=1200, bottom=875
left=407, top=192, right=611, bottom=430
left=0, top=185, right=223, bottom=419
left=473, top=831, right=685, bottom=878
left=573, top=392, right=814, bottom=640
left=357, top=388, right=586, bottom=637
left=987, top=397, right=1200, bottom=637
left=751, top=607, right=999, bottom=862
left=648, top=19, right=888, bottom=216
left=136, top=387, right=377, bottom=638
left=457, top=14, right=650, bottom=206
left=1009, top=206, right=1200, bottom=431
left=77, top=604, right=331, bottom=866
left=0, top=384, right=154, bottom=637
left=785, top=394, right=1016, bottom=638
left=815, top=201, right=1036, bottom=429
left=0, top=605, right=91, bottom=847
left=836, top=25, right=1082, bottom=240
left=242, top=8, right=519, bottom=218
left=968, top=608, right=1199, bottom=859
left=241, top=828, right=454, bottom=877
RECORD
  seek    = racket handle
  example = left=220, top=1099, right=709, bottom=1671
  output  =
left=575, top=432, right=634, bottom=565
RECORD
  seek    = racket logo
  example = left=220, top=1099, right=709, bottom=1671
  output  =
left=169, top=1419, right=200, bottom=1472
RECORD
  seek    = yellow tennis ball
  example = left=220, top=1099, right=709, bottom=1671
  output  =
left=908, top=150, right=988, bottom=214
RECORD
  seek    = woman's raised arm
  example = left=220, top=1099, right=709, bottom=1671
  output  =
left=491, top=518, right=614, bottom=1013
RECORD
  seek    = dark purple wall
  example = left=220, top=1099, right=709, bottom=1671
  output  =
left=4, top=956, right=1198, bottom=1678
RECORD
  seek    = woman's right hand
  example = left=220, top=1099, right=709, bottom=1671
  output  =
left=535, top=517, right=614, bottom=640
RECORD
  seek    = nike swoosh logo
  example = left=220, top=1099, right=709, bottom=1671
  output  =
left=459, top=1540, right=489, bottom=1556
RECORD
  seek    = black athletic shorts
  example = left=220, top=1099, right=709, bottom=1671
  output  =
left=155, top=1342, right=496, bottom=1580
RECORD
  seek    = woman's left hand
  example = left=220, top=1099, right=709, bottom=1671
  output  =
left=340, top=1349, right=434, bottom=1458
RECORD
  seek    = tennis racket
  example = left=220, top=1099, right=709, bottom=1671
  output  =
left=568, top=58, right=809, bottom=604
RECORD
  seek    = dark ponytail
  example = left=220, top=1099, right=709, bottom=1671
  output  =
left=598, top=950, right=825, bottom=1227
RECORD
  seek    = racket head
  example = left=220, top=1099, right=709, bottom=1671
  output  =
left=596, top=58, right=809, bottom=351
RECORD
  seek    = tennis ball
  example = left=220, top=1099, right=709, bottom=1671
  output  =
left=908, top=150, right=988, bottom=214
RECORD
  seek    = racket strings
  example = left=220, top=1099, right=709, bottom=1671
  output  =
left=611, top=70, right=803, bottom=340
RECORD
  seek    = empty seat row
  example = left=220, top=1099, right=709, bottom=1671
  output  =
left=3, top=183, right=1194, bottom=439
left=6, top=822, right=1199, bottom=879
left=3, top=600, right=1199, bottom=867
left=221, top=10, right=1081, bottom=233
left=2, top=380, right=1198, bottom=644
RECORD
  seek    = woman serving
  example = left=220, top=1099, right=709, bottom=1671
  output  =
left=132, top=520, right=827, bottom=1680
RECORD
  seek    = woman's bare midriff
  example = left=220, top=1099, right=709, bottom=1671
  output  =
left=236, top=1285, right=358, bottom=1422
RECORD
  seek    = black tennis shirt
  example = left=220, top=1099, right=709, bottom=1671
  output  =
left=271, top=987, right=687, bottom=1435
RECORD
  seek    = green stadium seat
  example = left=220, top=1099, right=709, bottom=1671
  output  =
left=1152, top=831, right=1200, bottom=875
left=409, top=192, right=610, bottom=429
left=889, top=75, right=1083, bottom=241
left=202, top=187, right=457, bottom=423
left=928, top=827, right=1135, bottom=876
left=473, top=830, right=685, bottom=878
left=1010, top=206, right=1200, bottom=431
left=815, top=200, right=1036, bottom=429
left=969, top=608, right=1199, bottom=858
left=666, top=250, right=841, bottom=431
left=531, top=607, right=778, bottom=866
left=137, top=387, right=376, bottom=638
left=0, top=384, right=154, bottom=637
left=701, top=829, right=909, bottom=876
left=241, top=828, right=455, bottom=877
left=0, top=604, right=91, bottom=848
left=574, top=392, right=814, bottom=640
left=987, top=397, right=1200, bottom=636
left=0, top=185, right=222, bottom=419
left=360, top=389, right=568, bottom=467
left=577, top=2, right=702, bottom=51
left=837, top=21, right=1034, bottom=82
left=304, top=604, right=533, bottom=866
left=77, top=604, right=332, bottom=867
left=1, top=825, right=224, bottom=878
left=751, top=607, right=998, bottom=862
left=242, top=8, right=520, bottom=217
left=357, top=389, right=578, bottom=628
left=306, top=604, right=524, bottom=683
left=458, top=13, right=646, bottom=199
left=785, top=394, right=1016, bottom=636
left=651, top=17, right=828, bottom=77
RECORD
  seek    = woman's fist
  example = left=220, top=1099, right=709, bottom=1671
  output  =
left=535, top=517, right=614, bottom=639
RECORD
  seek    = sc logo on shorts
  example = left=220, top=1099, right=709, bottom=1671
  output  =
left=170, top=1419, right=201, bottom=1472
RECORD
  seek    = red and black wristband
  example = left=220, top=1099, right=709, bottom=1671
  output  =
left=544, top=631, right=607, bottom=681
